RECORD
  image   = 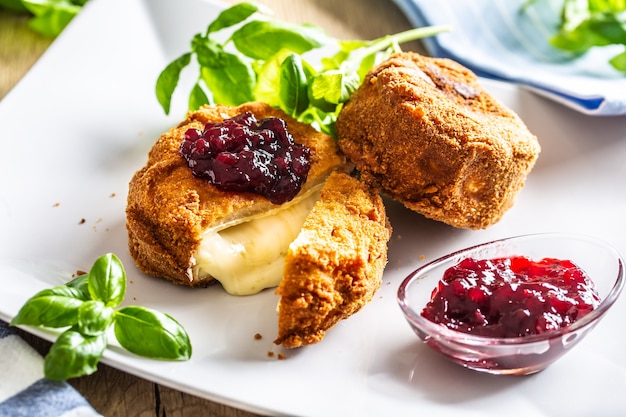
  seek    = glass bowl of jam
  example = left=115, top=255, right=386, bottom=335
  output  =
left=397, top=233, right=624, bottom=375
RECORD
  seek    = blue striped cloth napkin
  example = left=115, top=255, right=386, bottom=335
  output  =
left=0, top=321, right=101, bottom=417
left=392, top=0, right=626, bottom=115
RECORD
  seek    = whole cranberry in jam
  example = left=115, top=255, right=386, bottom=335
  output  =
left=179, top=112, right=311, bottom=205
left=421, top=256, right=601, bottom=338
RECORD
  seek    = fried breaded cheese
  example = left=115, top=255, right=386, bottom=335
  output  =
left=126, top=102, right=346, bottom=291
left=127, top=102, right=392, bottom=347
left=275, top=171, right=391, bottom=348
left=336, top=52, right=541, bottom=229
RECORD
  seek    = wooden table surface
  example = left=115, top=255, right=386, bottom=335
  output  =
left=1, top=1, right=424, bottom=416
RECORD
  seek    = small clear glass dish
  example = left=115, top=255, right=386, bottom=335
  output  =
left=397, top=233, right=624, bottom=376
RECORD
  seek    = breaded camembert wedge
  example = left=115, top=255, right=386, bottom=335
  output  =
left=275, top=171, right=391, bottom=348
left=126, top=102, right=346, bottom=295
left=336, top=52, right=540, bottom=229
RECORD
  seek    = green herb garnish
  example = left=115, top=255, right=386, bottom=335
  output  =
left=0, top=0, right=88, bottom=37
left=524, top=0, right=626, bottom=73
left=155, top=2, right=449, bottom=135
left=10, top=253, right=192, bottom=381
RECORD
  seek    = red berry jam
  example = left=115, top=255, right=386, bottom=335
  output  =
left=421, top=256, right=601, bottom=338
left=179, top=112, right=311, bottom=205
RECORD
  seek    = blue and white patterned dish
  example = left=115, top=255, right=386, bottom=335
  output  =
left=393, top=0, right=626, bottom=115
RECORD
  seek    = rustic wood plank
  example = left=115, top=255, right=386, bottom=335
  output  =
left=0, top=10, right=52, bottom=99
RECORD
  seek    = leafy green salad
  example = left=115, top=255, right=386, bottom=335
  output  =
left=155, top=2, right=447, bottom=136
left=0, top=0, right=86, bottom=37
left=11, top=254, right=191, bottom=381
left=524, top=0, right=626, bottom=72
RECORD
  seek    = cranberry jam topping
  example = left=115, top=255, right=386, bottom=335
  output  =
left=421, top=256, right=601, bottom=338
left=179, top=112, right=311, bottom=205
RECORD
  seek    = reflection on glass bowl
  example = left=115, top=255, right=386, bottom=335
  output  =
left=397, top=233, right=624, bottom=376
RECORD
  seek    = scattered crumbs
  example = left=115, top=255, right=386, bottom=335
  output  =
left=386, top=281, right=391, bottom=285
left=130, top=280, right=134, bottom=284
left=79, top=218, right=86, bottom=225
left=92, top=226, right=97, bottom=232
left=110, top=193, right=116, bottom=198
left=96, top=218, right=103, bottom=223
left=254, top=333, right=263, bottom=340
left=105, top=228, right=110, bottom=232
left=420, top=255, right=425, bottom=261
left=133, top=297, right=137, bottom=301
left=396, top=234, right=403, bottom=240
left=266, top=350, right=286, bottom=360
left=53, top=202, right=60, bottom=207
left=73, top=270, right=88, bottom=277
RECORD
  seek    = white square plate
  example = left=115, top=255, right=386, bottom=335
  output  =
left=2, top=0, right=626, bottom=415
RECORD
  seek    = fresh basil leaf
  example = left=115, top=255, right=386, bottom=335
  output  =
left=552, top=12, right=617, bottom=52
left=27, top=7, right=78, bottom=38
left=114, top=306, right=191, bottom=360
left=529, top=0, right=626, bottom=72
left=307, top=73, right=338, bottom=112
left=20, top=0, right=56, bottom=16
left=279, top=53, right=309, bottom=116
left=65, top=273, right=91, bottom=301
left=550, top=29, right=595, bottom=53
left=610, top=48, right=626, bottom=71
left=188, top=81, right=211, bottom=111
left=355, top=50, right=382, bottom=81
left=338, top=39, right=370, bottom=53
left=10, top=286, right=84, bottom=328
left=156, top=52, right=192, bottom=115
left=20, top=0, right=81, bottom=37
left=231, top=20, right=330, bottom=60
left=339, top=72, right=362, bottom=101
left=587, top=12, right=626, bottom=44
left=200, top=53, right=255, bottom=105
left=192, top=33, right=223, bottom=67
left=192, top=34, right=257, bottom=104
left=0, top=0, right=28, bottom=13
left=254, top=49, right=293, bottom=107
left=592, top=0, right=626, bottom=12
left=78, top=300, right=114, bottom=336
left=44, top=329, right=107, bottom=381
left=154, top=3, right=449, bottom=133
left=308, top=70, right=359, bottom=111
left=12, top=252, right=193, bottom=381
left=322, top=40, right=369, bottom=71
left=87, top=253, right=125, bottom=308
left=207, top=2, right=259, bottom=34
left=297, top=106, right=338, bottom=137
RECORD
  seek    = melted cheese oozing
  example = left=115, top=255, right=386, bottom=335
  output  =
left=194, top=190, right=320, bottom=295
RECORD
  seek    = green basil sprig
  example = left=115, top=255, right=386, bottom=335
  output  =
left=0, top=0, right=88, bottom=37
left=155, top=2, right=449, bottom=136
left=10, top=253, right=192, bottom=381
left=523, top=0, right=626, bottom=73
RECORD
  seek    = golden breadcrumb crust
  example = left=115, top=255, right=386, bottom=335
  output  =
left=275, top=171, right=392, bottom=348
left=336, top=52, right=541, bottom=229
left=126, top=102, right=345, bottom=286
